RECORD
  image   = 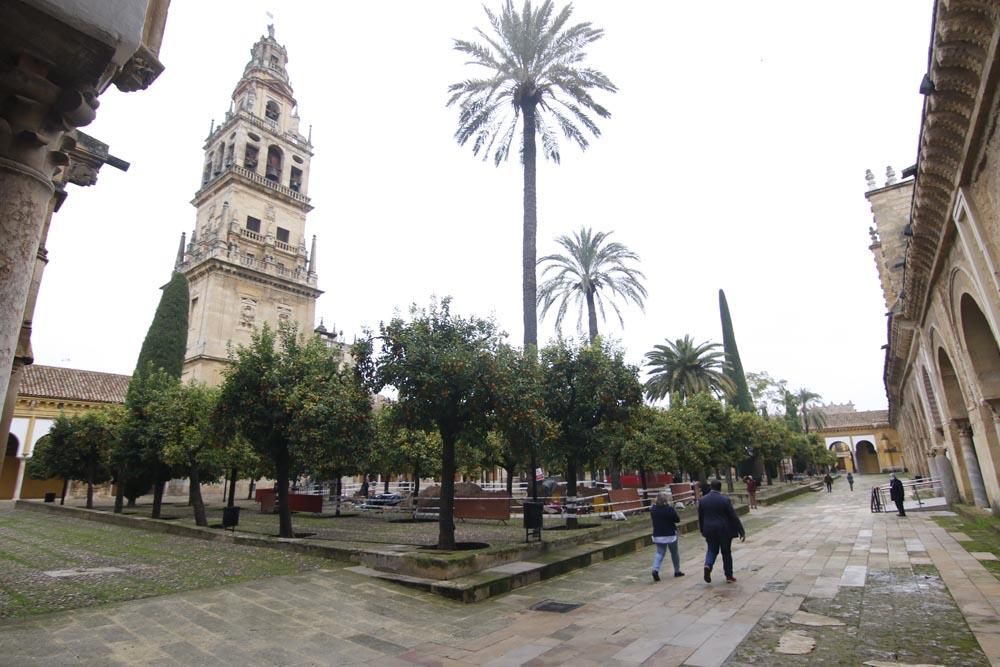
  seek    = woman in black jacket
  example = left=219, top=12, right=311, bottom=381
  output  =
left=650, top=491, right=684, bottom=581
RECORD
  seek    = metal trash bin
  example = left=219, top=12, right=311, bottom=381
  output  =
left=222, top=506, right=241, bottom=530
left=523, top=501, right=543, bottom=543
left=43, top=492, right=56, bottom=503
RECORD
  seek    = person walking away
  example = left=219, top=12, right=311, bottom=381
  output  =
left=650, top=491, right=684, bottom=581
left=698, top=479, right=745, bottom=583
left=744, top=475, right=758, bottom=509
left=823, top=473, right=833, bottom=492
left=889, top=473, right=906, bottom=516
left=846, top=472, right=854, bottom=491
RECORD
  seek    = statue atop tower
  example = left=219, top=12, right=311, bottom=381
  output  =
left=176, top=27, right=321, bottom=386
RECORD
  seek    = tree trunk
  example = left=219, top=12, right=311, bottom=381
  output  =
left=725, top=467, right=734, bottom=493
left=86, top=467, right=94, bottom=510
left=276, top=447, right=293, bottom=538
left=151, top=479, right=165, bottom=519
left=521, top=100, right=538, bottom=352
left=384, top=476, right=389, bottom=494
left=247, top=478, right=256, bottom=500
left=114, top=467, right=125, bottom=513
left=127, top=497, right=137, bottom=508
left=505, top=463, right=515, bottom=497
left=190, top=465, right=207, bottom=527
left=639, top=467, right=649, bottom=507
left=60, top=478, right=68, bottom=505
left=333, top=475, right=342, bottom=517
left=566, top=455, right=578, bottom=529
left=438, top=428, right=457, bottom=550
left=585, top=288, right=599, bottom=343
left=610, top=455, right=622, bottom=490
left=227, top=467, right=237, bottom=508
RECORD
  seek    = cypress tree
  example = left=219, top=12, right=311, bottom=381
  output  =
left=114, top=272, right=190, bottom=514
left=718, top=289, right=753, bottom=412
left=135, top=272, right=190, bottom=379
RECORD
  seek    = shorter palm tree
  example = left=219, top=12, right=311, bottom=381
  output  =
left=795, top=388, right=826, bottom=433
left=537, top=227, right=647, bottom=343
left=644, top=336, right=735, bottom=402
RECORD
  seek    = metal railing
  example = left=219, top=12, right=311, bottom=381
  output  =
left=870, top=477, right=940, bottom=513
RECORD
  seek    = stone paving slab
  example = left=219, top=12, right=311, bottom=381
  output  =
left=0, top=477, right=997, bottom=666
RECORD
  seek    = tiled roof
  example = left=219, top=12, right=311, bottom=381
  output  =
left=819, top=409, right=889, bottom=430
left=19, top=365, right=130, bottom=404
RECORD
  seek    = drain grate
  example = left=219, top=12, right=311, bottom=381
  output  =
left=531, top=599, right=583, bottom=613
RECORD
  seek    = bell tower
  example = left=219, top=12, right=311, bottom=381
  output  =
left=178, top=25, right=321, bottom=386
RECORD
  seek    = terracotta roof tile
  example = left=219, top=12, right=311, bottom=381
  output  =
left=19, top=365, right=130, bottom=404
left=819, top=409, right=889, bottom=430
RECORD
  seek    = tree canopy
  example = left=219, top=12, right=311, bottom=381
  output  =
left=538, top=227, right=646, bottom=343
left=644, top=336, right=735, bottom=403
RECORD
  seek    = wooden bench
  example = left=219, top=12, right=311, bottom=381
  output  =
left=454, top=497, right=510, bottom=523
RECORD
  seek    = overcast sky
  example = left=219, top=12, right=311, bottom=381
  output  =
left=31, top=1, right=933, bottom=411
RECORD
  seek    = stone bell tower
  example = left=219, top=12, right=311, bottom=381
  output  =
left=177, top=25, right=321, bottom=386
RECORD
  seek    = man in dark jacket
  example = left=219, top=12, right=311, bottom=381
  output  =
left=889, top=474, right=906, bottom=516
left=698, top=479, right=745, bottom=583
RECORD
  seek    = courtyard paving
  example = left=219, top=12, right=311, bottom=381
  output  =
left=1, top=475, right=998, bottom=666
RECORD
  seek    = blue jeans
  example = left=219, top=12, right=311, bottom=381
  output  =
left=704, top=536, right=734, bottom=577
left=652, top=540, right=680, bottom=574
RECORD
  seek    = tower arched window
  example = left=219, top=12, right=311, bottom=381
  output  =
left=243, top=144, right=258, bottom=171
left=266, top=145, right=283, bottom=182
left=265, top=101, right=280, bottom=123
left=202, top=157, right=212, bottom=184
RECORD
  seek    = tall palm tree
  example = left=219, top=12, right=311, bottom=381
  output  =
left=644, top=336, right=735, bottom=403
left=795, top=388, right=826, bottom=433
left=448, top=1, right=616, bottom=352
left=537, top=227, right=646, bottom=343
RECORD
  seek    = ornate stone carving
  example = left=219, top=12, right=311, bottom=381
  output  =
left=865, top=169, right=876, bottom=190
left=277, top=304, right=292, bottom=323
left=239, top=296, right=257, bottom=327
left=113, top=45, right=165, bottom=93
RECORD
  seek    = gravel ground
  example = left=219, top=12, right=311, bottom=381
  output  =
left=0, top=505, right=329, bottom=620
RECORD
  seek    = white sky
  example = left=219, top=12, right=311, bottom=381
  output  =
left=32, top=1, right=933, bottom=411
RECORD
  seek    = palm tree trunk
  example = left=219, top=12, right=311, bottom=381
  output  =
left=521, top=101, right=538, bottom=352
left=586, top=288, right=598, bottom=343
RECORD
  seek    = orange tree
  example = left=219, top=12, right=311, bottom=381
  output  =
left=539, top=339, right=642, bottom=527
left=356, top=299, right=504, bottom=550
left=218, top=323, right=370, bottom=538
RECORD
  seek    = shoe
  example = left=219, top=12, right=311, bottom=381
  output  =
left=703, top=567, right=712, bottom=583
left=674, top=571, right=685, bottom=577
left=652, top=570, right=660, bottom=582
left=726, top=576, right=737, bottom=583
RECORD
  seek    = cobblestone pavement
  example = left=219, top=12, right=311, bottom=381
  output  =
left=0, top=476, right=997, bottom=666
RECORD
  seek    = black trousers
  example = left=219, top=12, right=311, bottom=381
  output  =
left=894, top=498, right=906, bottom=515
left=704, top=536, right=734, bottom=577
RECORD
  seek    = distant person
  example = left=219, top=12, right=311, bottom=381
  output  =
left=846, top=472, right=854, bottom=491
left=823, top=473, right=833, bottom=493
left=698, top=479, right=745, bottom=584
left=649, top=492, right=684, bottom=581
left=889, top=473, right=906, bottom=516
left=359, top=475, right=369, bottom=499
left=744, top=475, right=758, bottom=509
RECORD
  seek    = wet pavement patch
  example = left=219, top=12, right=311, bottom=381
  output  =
left=531, top=600, right=583, bottom=613
left=723, top=567, right=989, bottom=666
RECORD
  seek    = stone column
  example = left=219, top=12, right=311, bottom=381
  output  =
left=955, top=421, right=989, bottom=507
left=932, top=446, right=960, bottom=505
left=0, top=55, right=97, bottom=414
